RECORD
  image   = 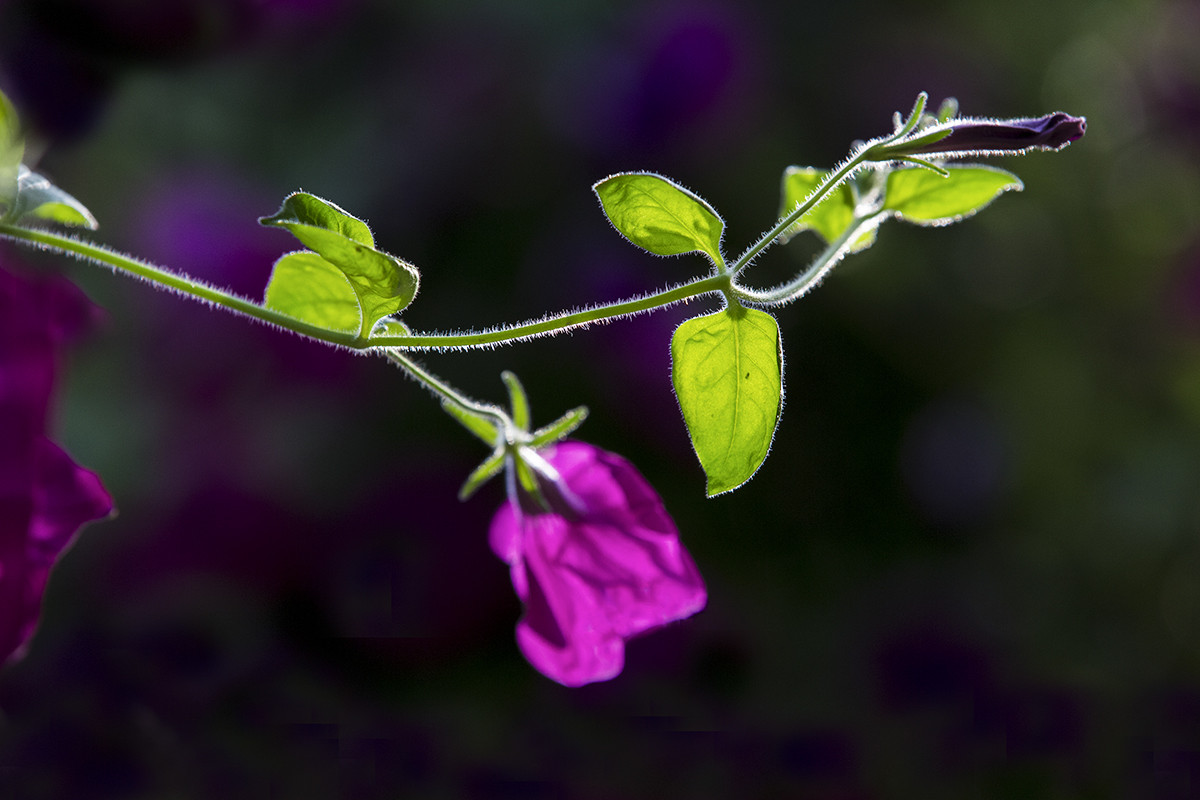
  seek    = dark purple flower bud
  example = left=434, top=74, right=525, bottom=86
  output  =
left=489, top=441, right=706, bottom=686
left=1, top=262, right=113, bottom=664
left=869, top=112, right=1086, bottom=161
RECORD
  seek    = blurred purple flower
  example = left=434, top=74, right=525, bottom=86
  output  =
left=488, top=441, right=705, bottom=687
left=871, top=112, right=1086, bottom=160
left=1, top=264, right=112, bottom=663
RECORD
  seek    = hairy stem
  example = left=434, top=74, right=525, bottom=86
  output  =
left=1, top=222, right=731, bottom=352
left=734, top=211, right=886, bottom=306
left=383, top=348, right=509, bottom=429
left=0, top=223, right=366, bottom=348
left=729, top=148, right=872, bottom=277
left=369, top=274, right=731, bottom=349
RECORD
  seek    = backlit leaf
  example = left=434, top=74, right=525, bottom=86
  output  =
left=671, top=306, right=782, bottom=496
left=261, top=192, right=419, bottom=338
left=264, top=251, right=361, bottom=334
left=884, top=165, right=1023, bottom=225
left=594, top=172, right=725, bottom=266
left=778, top=167, right=876, bottom=251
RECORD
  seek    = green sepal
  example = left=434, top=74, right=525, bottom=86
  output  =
left=458, top=450, right=506, bottom=501
left=6, top=165, right=98, bottom=228
left=778, top=167, right=877, bottom=251
left=514, top=449, right=541, bottom=494
left=261, top=192, right=419, bottom=338
left=671, top=306, right=782, bottom=496
left=530, top=406, right=589, bottom=448
left=868, top=128, right=953, bottom=161
left=593, top=172, right=725, bottom=267
left=501, top=371, right=531, bottom=432
left=441, top=400, right=501, bottom=447
left=884, top=165, right=1023, bottom=225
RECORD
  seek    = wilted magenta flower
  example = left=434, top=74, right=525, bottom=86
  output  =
left=489, top=441, right=706, bottom=686
left=870, top=112, right=1086, bottom=160
left=1, top=264, right=112, bottom=664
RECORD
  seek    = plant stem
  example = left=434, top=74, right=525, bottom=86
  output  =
left=0, top=222, right=366, bottom=348
left=1, top=222, right=731, bottom=351
left=368, top=274, right=731, bottom=349
left=734, top=211, right=886, bottom=306
left=729, top=148, right=872, bottom=277
left=383, top=348, right=509, bottom=429
left=3, top=108, right=907, bottom=352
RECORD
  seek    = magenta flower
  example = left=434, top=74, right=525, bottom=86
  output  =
left=488, top=441, right=706, bottom=686
left=1, top=264, right=112, bottom=664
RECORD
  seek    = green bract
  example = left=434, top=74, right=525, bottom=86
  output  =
left=884, top=165, right=1023, bottom=225
left=594, top=172, right=725, bottom=267
left=443, top=368, right=590, bottom=501
left=261, top=192, right=419, bottom=340
left=778, top=167, right=877, bottom=251
left=671, top=306, right=782, bottom=496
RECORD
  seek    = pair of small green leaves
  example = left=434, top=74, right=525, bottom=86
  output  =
left=594, top=172, right=782, bottom=496
left=0, top=90, right=97, bottom=229
left=779, top=164, right=1024, bottom=247
left=260, top=193, right=419, bottom=341
left=442, top=370, right=589, bottom=501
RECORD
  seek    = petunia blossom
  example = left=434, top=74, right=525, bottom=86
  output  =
left=489, top=441, right=705, bottom=687
left=1, top=263, right=113, bottom=664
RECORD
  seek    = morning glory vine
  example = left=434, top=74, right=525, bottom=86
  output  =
left=0, top=88, right=1084, bottom=684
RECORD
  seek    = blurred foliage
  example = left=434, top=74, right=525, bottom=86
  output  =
left=2, top=0, right=1200, bottom=796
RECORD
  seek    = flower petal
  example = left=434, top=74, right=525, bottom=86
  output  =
left=493, top=441, right=706, bottom=686
left=1, top=265, right=113, bottom=663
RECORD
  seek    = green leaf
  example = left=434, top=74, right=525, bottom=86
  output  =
left=593, top=172, right=725, bottom=266
left=884, top=165, right=1023, bottom=225
left=261, top=191, right=375, bottom=247
left=671, top=306, right=782, bottom=496
left=264, top=251, right=362, bottom=334
left=778, top=167, right=876, bottom=252
left=261, top=192, right=419, bottom=337
left=1, top=90, right=24, bottom=212
left=8, top=166, right=98, bottom=228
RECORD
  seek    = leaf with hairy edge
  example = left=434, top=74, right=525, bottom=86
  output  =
left=671, top=306, right=782, bottom=496
left=261, top=192, right=419, bottom=338
left=264, top=251, right=362, bottom=334
left=884, top=165, right=1023, bottom=225
left=778, top=166, right=876, bottom=251
left=594, top=172, right=725, bottom=266
left=262, top=192, right=375, bottom=247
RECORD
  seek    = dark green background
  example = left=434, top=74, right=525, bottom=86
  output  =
left=2, top=0, right=1198, bottom=796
